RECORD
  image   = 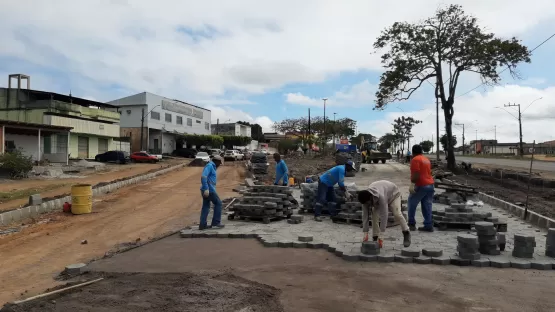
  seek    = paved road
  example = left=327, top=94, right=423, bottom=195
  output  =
left=454, top=156, right=555, bottom=172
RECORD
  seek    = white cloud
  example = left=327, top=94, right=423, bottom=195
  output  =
left=358, top=84, right=555, bottom=147
left=285, top=80, right=376, bottom=107
left=205, top=105, right=274, bottom=133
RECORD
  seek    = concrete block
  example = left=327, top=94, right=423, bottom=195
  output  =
left=414, top=256, right=432, bottom=264
left=342, top=253, right=360, bottom=262
left=471, top=259, right=491, bottom=267
left=29, top=194, right=42, bottom=206
left=450, top=256, right=471, bottom=266
left=229, top=233, right=243, bottom=238
left=401, top=248, right=421, bottom=257
left=394, top=255, right=414, bottom=263
left=64, top=263, right=87, bottom=276
left=216, top=233, right=229, bottom=238
left=530, top=260, right=553, bottom=270
left=20, top=207, right=31, bottom=220
left=278, top=241, right=293, bottom=248
left=490, top=258, right=511, bottom=268
left=431, top=256, right=451, bottom=265
left=359, top=254, right=378, bottom=262
left=511, top=259, right=532, bottom=269
left=292, top=242, right=307, bottom=248
left=262, top=240, right=278, bottom=248
left=38, top=203, right=46, bottom=214
left=298, top=235, right=313, bottom=242
left=0, top=212, right=9, bottom=226
left=377, top=254, right=395, bottom=263
left=11, top=210, right=22, bottom=223
left=243, top=233, right=257, bottom=239
left=422, top=248, right=443, bottom=257
left=327, top=245, right=336, bottom=252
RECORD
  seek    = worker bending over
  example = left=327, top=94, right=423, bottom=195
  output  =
left=199, top=155, right=225, bottom=230
left=314, top=160, right=357, bottom=222
left=357, top=180, right=411, bottom=248
left=273, top=153, right=289, bottom=186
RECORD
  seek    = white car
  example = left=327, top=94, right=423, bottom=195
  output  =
left=224, top=150, right=244, bottom=161
left=195, top=152, right=210, bottom=162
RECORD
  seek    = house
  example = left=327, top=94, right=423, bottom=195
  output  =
left=0, top=74, right=121, bottom=161
left=108, top=92, right=212, bottom=154
left=263, top=132, right=286, bottom=142
left=211, top=122, right=251, bottom=137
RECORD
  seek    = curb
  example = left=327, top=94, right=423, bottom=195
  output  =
left=0, top=163, right=187, bottom=226
left=477, top=192, right=555, bottom=230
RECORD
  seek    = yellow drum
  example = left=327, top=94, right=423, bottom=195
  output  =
left=71, top=184, right=92, bottom=214
left=288, top=177, right=295, bottom=186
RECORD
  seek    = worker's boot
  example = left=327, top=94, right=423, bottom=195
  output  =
left=402, top=230, right=411, bottom=247
left=314, top=216, right=323, bottom=222
left=409, top=224, right=417, bottom=231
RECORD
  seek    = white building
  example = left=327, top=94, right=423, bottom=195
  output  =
left=108, top=92, right=211, bottom=154
left=211, top=122, right=251, bottom=137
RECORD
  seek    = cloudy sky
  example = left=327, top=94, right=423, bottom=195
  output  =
left=1, top=0, right=555, bottom=146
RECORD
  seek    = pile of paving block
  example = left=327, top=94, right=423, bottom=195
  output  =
left=432, top=203, right=507, bottom=231
left=512, top=234, right=536, bottom=258
left=249, top=152, right=269, bottom=175
left=546, top=228, right=555, bottom=258
left=475, top=221, right=501, bottom=255
left=334, top=200, right=408, bottom=227
left=229, top=185, right=295, bottom=223
left=299, top=182, right=356, bottom=215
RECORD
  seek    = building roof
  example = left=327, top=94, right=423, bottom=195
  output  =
left=2, top=87, right=117, bottom=109
left=0, top=119, right=73, bottom=131
left=109, top=91, right=211, bottom=112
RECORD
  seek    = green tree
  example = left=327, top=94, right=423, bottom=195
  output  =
left=378, top=133, right=399, bottom=151
left=440, top=134, right=457, bottom=151
left=373, top=4, right=531, bottom=169
left=392, top=116, right=421, bottom=153
left=420, top=140, right=434, bottom=153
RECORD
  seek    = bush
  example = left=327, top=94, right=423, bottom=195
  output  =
left=278, top=139, right=297, bottom=154
left=0, top=149, right=33, bottom=179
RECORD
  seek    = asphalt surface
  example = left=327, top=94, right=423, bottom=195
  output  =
left=455, top=156, right=555, bottom=172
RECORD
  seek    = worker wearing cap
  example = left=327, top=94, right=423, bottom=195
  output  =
left=199, top=155, right=224, bottom=230
left=314, top=160, right=357, bottom=222
left=357, top=180, right=411, bottom=248
left=273, top=153, right=289, bottom=186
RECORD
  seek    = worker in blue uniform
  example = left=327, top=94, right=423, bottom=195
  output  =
left=273, top=153, right=289, bottom=186
left=314, top=160, right=357, bottom=221
left=199, top=155, right=224, bottom=230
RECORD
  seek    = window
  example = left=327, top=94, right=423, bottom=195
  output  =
left=205, top=122, right=209, bottom=130
left=177, top=116, right=183, bottom=125
left=165, top=113, right=172, bottom=122
left=187, top=118, right=192, bottom=126
left=196, top=120, right=201, bottom=124
left=151, top=111, right=160, bottom=120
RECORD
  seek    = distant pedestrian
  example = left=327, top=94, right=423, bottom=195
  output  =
left=408, top=145, right=435, bottom=232
left=199, top=155, right=225, bottom=230
left=396, top=150, right=401, bottom=161
left=357, top=180, right=411, bottom=248
left=273, top=153, right=289, bottom=186
left=314, top=160, right=357, bottom=221
left=405, top=150, right=412, bottom=163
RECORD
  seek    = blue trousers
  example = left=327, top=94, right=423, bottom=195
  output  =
left=199, top=190, right=222, bottom=228
left=408, top=184, right=434, bottom=229
left=314, top=181, right=338, bottom=217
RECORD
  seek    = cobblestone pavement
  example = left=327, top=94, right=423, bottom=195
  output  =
left=184, top=162, right=555, bottom=269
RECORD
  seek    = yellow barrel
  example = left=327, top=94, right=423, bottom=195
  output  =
left=71, top=184, right=93, bottom=214
left=288, top=177, right=295, bottom=186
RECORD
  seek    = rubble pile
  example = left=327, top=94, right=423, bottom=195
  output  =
left=229, top=185, right=296, bottom=223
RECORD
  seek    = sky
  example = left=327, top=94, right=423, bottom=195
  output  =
left=1, top=0, right=555, bottom=146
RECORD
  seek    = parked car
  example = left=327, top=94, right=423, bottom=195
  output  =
left=209, top=149, right=223, bottom=157
left=173, top=148, right=197, bottom=158
left=224, top=150, right=244, bottom=161
left=94, top=151, right=129, bottom=164
left=195, top=152, right=211, bottom=162
left=130, top=152, right=159, bottom=163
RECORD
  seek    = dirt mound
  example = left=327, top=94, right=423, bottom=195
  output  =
left=3, top=272, right=283, bottom=312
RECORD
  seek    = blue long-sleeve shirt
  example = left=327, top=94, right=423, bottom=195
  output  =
left=319, top=165, right=345, bottom=187
left=275, top=159, right=289, bottom=185
left=200, top=161, right=217, bottom=192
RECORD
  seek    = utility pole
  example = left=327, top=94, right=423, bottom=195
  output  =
left=431, top=134, right=434, bottom=153
left=322, top=98, right=328, bottom=152
left=475, top=129, right=478, bottom=154
left=333, top=112, right=337, bottom=144
left=216, top=118, right=219, bottom=135
left=494, top=125, right=496, bottom=155
left=455, top=123, right=465, bottom=155
left=505, top=102, right=523, bottom=156
left=140, top=108, right=145, bottom=151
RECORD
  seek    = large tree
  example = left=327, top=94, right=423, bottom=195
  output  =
left=440, top=134, right=457, bottom=152
left=373, top=4, right=531, bottom=169
left=420, top=140, right=434, bottom=153
left=392, top=116, right=421, bottom=153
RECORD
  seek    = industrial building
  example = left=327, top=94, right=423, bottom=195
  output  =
left=0, top=74, right=122, bottom=162
left=211, top=122, right=251, bottom=137
left=108, top=92, right=212, bottom=154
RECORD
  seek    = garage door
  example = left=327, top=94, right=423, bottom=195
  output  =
left=78, top=137, right=89, bottom=159
left=98, top=138, right=108, bottom=154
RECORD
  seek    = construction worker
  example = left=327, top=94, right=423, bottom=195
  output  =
left=273, top=153, right=289, bottom=186
left=408, top=144, right=435, bottom=232
left=357, top=180, right=411, bottom=248
left=199, top=155, right=224, bottom=230
left=314, top=160, right=357, bottom=221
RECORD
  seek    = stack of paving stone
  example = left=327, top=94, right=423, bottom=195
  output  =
left=432, top=203, right=507, bottom=231
left=299, top=183, right=355, bottom=214
left=474, top=221, right=500, bottom=255
left=546, top=228, right=555, bottom=258
left=334, top=201, right=407, bottom=227
left=456, top=234, right=481, bottom=260
left=512, top=234, right=536, bottom=258
left=229, top=185, right=295, bottom=223
left=361, top=241, right=380, bottom=255
left=250, top=152, right=269, bottom=174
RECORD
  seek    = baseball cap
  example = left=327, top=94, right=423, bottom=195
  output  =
left=346, top=160, right=357, bottom=172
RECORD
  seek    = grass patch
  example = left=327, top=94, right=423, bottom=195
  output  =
left=0, top=183, right=69, bottom=203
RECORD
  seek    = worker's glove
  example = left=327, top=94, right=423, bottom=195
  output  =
left=409, top=184, right=416, bottom=194
left=202, top=190, right=210, bottom=198
left=345, top=192, right=353, bottom=202
left=363, top=232, right=369, bottom=242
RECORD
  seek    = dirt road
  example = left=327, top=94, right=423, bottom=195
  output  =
left=0, top=159, right=186, bottom=212
left=88, top=238, right=555, bottom=312
left=0, top=165, right=244, bottom=304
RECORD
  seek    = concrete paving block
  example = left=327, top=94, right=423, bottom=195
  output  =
left=490, top=258, right=511, bottom=268
left=243, top=233, right=257, bottom=239
left=530, top=260, right=553, bottom=270
left=20, top=207, right=31, bottom=220
left=216, top=233, right=229, bottom=238
left=334, top=249, right=344, bottom=257
left=377, top=254, right=394, bottom=263
left=229, top=233, right=244, bottom=238
left=394, top=255, right=414, bottom=263
left=359, top=254, right=378, bottom=262
left=414, top=256, right=432, bottom=264
left=471, top=259, right=491, bottom=267
left=342, top=253, right=360, bottom=262
left=422, top=248, right=443, bottom=257
left=263, top=241, right=279, bottom=248
left=278, top=241, right=293, bottom=248
left=64, top=263, right=87, bottom=276
left=293, top=242, right=307, bottom=248
left=327, top=245, right=337, bottom=252
left=511, top=259, right=532, bottom=269
left=431, top=256, right=451, bottom=265
left=298, top=235, right=313, bottom=242
left=180, top=231, right=193, bottom=238
left=401, top=248, right=421, bottom=257
left=29, top=194, right=42, bottom=206
left=291, top=215, right=304, bottom=222
left=450, top=256, right=472, bottom=266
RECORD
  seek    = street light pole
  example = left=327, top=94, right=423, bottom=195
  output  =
left=505, top=102, right=523, bottom=156
left=140, top=104, right=161, bottom=151
left=455, top=123, right=465, bottom=155
left=333, top=112, right=337, bottom=144
left=322, top=98, right=328, bottom=152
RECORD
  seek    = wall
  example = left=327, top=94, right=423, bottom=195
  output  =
left=44, top=115, right=120, bottom=138
left=120, top=127, right=145, bottom=152
left=110, top=140, right=130, bottom=154
left=0, top=109, right=45, bottom=124
left=5, top=133, right=41, bottom=160
left=116, top=105, right=146, bottom=128
left=148, top=130, right=177, bottom=154
left=68, top=134, right=113, bottom=159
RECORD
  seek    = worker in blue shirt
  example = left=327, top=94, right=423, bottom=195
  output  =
left=199, top=155, right=224, bottom=230
left=314, top=160, right=357, bottom=221
left=273, top=153, right=289, bottom=186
